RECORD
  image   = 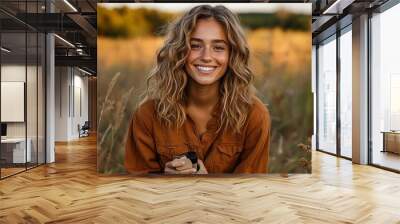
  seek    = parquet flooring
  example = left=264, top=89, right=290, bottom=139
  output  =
left=1, top=135, right=400, bottom=223
left=1, top=167, right=26, bottom=178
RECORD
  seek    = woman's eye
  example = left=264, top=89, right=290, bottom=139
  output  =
left=190, top=44, right=201, bottom=49
left=214, top=46, right=226, bottom=51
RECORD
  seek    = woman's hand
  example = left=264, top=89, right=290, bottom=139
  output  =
left=164, top=156, right=208, bottom=174
left=165, top=156, right=197, bottom=174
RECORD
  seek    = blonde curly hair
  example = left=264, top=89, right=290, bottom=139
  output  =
left=143, top=5, right=254, bottom=133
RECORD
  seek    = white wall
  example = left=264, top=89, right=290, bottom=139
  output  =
left=72, top=73, right=89, bottom=138
left=1, top=65, right=39, bottom=138
left=1, top=65, right=26, bottom=81
left=55, top=66, right=69, bottom=141
left=55, top=67, right=89, bottom=141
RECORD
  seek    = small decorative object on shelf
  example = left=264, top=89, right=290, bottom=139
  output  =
left=381, top=131, right=400, bottom=154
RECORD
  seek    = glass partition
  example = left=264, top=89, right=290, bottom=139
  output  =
left=339, top=27, right=352, bottom=158
left=1, top=30, right=28, bottom=177
left=317, top=35, right=337, bottom=154
left=0, top=1, right=46, bottom=179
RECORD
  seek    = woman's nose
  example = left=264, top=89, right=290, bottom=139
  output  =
left=200, top=47, right=212, bottom=62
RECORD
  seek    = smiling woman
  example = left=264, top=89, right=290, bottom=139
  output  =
left=125, top=5, right=271, bottom=174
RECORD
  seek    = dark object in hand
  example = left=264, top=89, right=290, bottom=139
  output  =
left=184, top=151, right=197, bottom=164
left=178, top=151, right=199, bottom=171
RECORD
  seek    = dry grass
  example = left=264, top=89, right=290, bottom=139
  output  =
left=98, top=37, right=163, bottom=71
left=97, top=28, right=312, bottom=174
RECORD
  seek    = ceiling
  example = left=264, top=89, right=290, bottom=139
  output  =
left=311, top=0, right=390, bottom=43
left=0, top=0, right=97, bottom=75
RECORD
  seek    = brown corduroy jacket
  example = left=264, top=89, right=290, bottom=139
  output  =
left=125, top=97, right=271, bottom=174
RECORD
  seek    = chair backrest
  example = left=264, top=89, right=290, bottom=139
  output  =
left=82, top=121, right=90, bottom=129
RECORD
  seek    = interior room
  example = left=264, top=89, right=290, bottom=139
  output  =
left=0, top=0, right=399, bottom=223
left=0, top=0, right=96, bottom=178
left=1, top=15, right=46, bottom=177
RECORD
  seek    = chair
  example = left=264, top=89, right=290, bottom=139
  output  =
left=79, top=121, right=90, bottom=138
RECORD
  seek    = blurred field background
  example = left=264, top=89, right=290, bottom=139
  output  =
left=97, top=3, right=312, bottom=174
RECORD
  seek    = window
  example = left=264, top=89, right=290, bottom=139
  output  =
left=317, top=35, right=337, bottom=154
left=339, top=27, right=352, bottom=158
left=371, top=3, right=400, bottom=171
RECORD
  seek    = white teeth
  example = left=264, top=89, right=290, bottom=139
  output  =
left=196, top=66, right=215, bottom=72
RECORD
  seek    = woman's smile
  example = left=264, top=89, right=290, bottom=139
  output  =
left=195, top=65, right=218, bottom=74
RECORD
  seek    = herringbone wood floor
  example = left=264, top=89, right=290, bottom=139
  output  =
left=1, top=135, right=400, bottom=224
